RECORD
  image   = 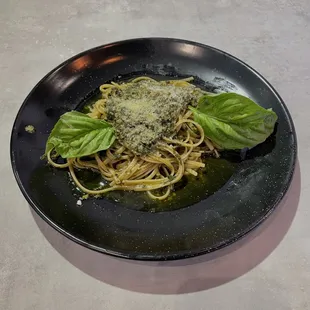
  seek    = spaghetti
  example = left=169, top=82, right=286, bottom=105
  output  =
left=47, top=77, right=219, bottom=200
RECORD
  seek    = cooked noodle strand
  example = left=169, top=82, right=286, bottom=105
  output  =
left=47, top=77, right=219, bottom=200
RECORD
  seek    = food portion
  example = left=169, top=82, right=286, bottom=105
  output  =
left=45, top=77, right=277, bottom=200
left=104, top=79, right=199, bottom=154
left=25, top=125, right=35, bottom=133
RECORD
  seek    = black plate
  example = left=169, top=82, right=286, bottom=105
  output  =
left=10, top=38, right=297, bottom=260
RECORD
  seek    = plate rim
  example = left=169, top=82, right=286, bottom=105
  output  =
left=10, top=37, right=298, bottom=260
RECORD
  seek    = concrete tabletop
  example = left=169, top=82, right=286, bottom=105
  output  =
left=1, top=0, right=309, bottom=309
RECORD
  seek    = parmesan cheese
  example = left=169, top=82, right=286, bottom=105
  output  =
left=106, top=80, right=198, bottom=154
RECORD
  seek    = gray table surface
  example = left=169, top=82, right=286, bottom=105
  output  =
left=1, top=0, right=309, bottom=309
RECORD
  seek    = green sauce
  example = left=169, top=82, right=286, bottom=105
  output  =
left=73, top=157, right=237, bottom=212
left=25, top=125, right=35, bottom=133
left=105, top=80, right=198, bottom=154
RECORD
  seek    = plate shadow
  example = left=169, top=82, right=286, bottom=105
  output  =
left=30, top=161, right=300, bottom=294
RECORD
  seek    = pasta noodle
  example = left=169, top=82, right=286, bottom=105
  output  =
left=47, top=77, right=219, bottom=200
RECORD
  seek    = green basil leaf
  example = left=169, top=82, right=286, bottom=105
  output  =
left=45, top=111, right=115, bottom=158
left=190, top=93, right=278, bottom=150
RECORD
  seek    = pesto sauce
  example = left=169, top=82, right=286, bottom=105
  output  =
left=105, top=80, right=198, bottom=154
left=25, top=125, right=35, bottom=133
left=73, top=157, right=237, bottom=212
left=81, top=94, right=100, bottom=114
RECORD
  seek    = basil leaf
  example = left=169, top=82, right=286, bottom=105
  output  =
left=190, top=93, right=277, bottom=150
left=45, top=111, right=115, bottom=158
